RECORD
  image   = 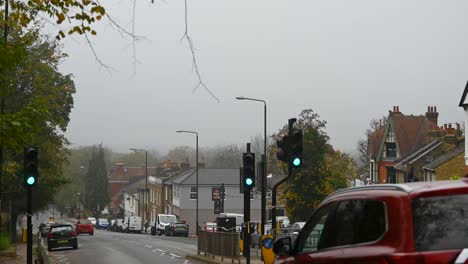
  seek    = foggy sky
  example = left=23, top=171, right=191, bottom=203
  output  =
left=59, top=0, right=466, bottom=154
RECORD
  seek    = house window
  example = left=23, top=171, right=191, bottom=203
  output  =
left=190, top=186, right=198, bottom=200
left=385, top=142, right=397, bottom=158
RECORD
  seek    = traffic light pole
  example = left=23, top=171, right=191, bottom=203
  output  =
left=271, top=118, right=296, bottom=235
left=27, top=187, right=32, bottom=264
left=243, top=143, right=251, bottom=264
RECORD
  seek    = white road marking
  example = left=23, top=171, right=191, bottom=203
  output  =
left=144, top=245, right=152, bottom=248
left=154, top=248, right=165, bottom=252
left=160, top=253, right=166, bottom=256
left=183, top=261, right=190, bottom=264
left=170, top=253, right=181, bottom=258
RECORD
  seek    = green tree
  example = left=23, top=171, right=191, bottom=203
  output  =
left=0, top=26, right=75, bottom=236
left=272, top=109, right=356, bottom=222
left=83, top=144, right=108, bottom=214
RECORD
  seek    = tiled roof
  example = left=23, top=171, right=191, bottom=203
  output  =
left=392, top=114, right=431, bottom=158
left=393, top=139, right=443, bottom=170
left=368, top=126, right=385, bottom=158
left=423, top=145, right=464, bottom=170
left=171, top=168, right=240, bottom=186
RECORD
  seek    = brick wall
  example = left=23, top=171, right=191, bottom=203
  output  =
left=435, top=153, right=465, bottom=180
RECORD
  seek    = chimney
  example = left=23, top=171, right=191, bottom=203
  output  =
left=391, top=106, right=401, bottom=115
left=426, top=105, right=439, bottom=127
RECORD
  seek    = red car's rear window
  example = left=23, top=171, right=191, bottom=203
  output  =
left=80, top=220, right=92, bottom=225
left=412, top=194, right=468, bottom=251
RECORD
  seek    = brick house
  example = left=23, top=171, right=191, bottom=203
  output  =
left=367, top=106, right=462, bottom=183
left=108, top=163, right=159, bottom=216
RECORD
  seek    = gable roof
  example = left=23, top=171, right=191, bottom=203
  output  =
left=392, top=114, right=430, bottom=158
left=423, top=145, right=464, bottom=170
left=394, top=139, right=443, bottom=171
left=171, top=168, right=240, bottom=186
left=368, top=126, right=386, bottom=159
left=459, top=81, right=468, bottom=107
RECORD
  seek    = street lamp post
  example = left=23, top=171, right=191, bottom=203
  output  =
left=176, top=130, right=199, bottom=236
left=236, top=96, right=267, bottom=235
left=77, top=193, right=81, bottom=219
left=130, top=148, right=148, bottom=232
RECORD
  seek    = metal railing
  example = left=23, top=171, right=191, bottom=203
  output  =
left=198, top=230, right=240, bottom=259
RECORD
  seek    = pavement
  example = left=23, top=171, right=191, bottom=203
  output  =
left=187, top=254, right=263, bottom=264
left=0, top=243, right=40, bottom=264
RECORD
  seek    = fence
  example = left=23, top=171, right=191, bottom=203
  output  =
left=198, top=230, right=240, bottom=260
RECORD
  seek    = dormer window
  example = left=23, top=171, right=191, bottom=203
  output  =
left=385, top=142, right=397, bottom=158
left=383, top=124, right=398, bottom=158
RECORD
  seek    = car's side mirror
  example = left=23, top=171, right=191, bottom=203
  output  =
left=273, top=237, right=292, bottom=256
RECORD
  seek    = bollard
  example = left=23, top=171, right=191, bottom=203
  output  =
left=22, top=229, right=27, bottom=243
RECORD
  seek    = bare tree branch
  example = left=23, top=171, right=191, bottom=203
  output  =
left=181, top=0, right=219, bottom=102
left=84, top=32, right=116, bottom=73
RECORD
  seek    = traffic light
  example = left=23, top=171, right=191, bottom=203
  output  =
left=290, top=129, right=303, bottom=168
left=24, top=147, right=38, bottom=187
left=276, top=135, right=289, bottom=163
left=242, top=153, right=255, bottom=190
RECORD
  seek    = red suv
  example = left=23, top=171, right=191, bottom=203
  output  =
left=274, top=180, right=468, bottom=264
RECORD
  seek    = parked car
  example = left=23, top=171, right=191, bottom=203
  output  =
left=166, top=223, right=189, bottom=237
left=38, top=223, right=52, bottom=238
left=290, top=222, right=306, bottom=235
left=96, top=218, right=109, bottom=230
left=274, top=180, right=468, bottom=263
left=47, top=224, right=77, bottom=251
left=87, top=217, right=97, bottom=226
left=202, top=222, right=217, bottom=232
left=75, top=219, right=94, bottom=235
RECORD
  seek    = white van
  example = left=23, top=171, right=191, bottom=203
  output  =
left=123, top=216, right=142, bottom=233
left=152, top=214, right=177, bottom=236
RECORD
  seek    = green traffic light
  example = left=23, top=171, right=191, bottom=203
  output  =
left=293, top=157, right=301, bottom=167
left=245, top=178, right=253, bottom=186
left=26, top=176, right=35, bottom=185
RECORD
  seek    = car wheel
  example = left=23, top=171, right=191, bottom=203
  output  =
left=157, top=230, right=161, bottom=236
left=47, top=245, right=52, bottom=251
left=185, top=233, right=189, bottom=237
left=90, top=232, right=94, bottom=236
left=73, top=243, right=78, bottom=250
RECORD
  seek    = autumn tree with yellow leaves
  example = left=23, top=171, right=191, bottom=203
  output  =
left=271, top=109, right=356, bottom=222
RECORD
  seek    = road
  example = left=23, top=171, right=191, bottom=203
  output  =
left=47, top=229, right=201, bottom=264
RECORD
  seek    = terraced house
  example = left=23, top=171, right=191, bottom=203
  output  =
left=367, top=106, right=463, bottom=183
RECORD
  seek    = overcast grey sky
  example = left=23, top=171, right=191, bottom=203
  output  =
left=59, top=0, right=465, bottom=154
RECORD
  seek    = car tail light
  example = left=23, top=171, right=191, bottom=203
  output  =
left=47, top=233, right=52, bottom=239
left=71, top=231, right=77, bottom=237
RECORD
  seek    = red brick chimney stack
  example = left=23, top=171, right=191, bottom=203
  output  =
left=426, top=106, right=439, bottom=127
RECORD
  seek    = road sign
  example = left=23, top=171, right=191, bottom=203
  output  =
left=261, top=234, right=275, bottom=264
left=212, top=187, right=221, bottom=201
